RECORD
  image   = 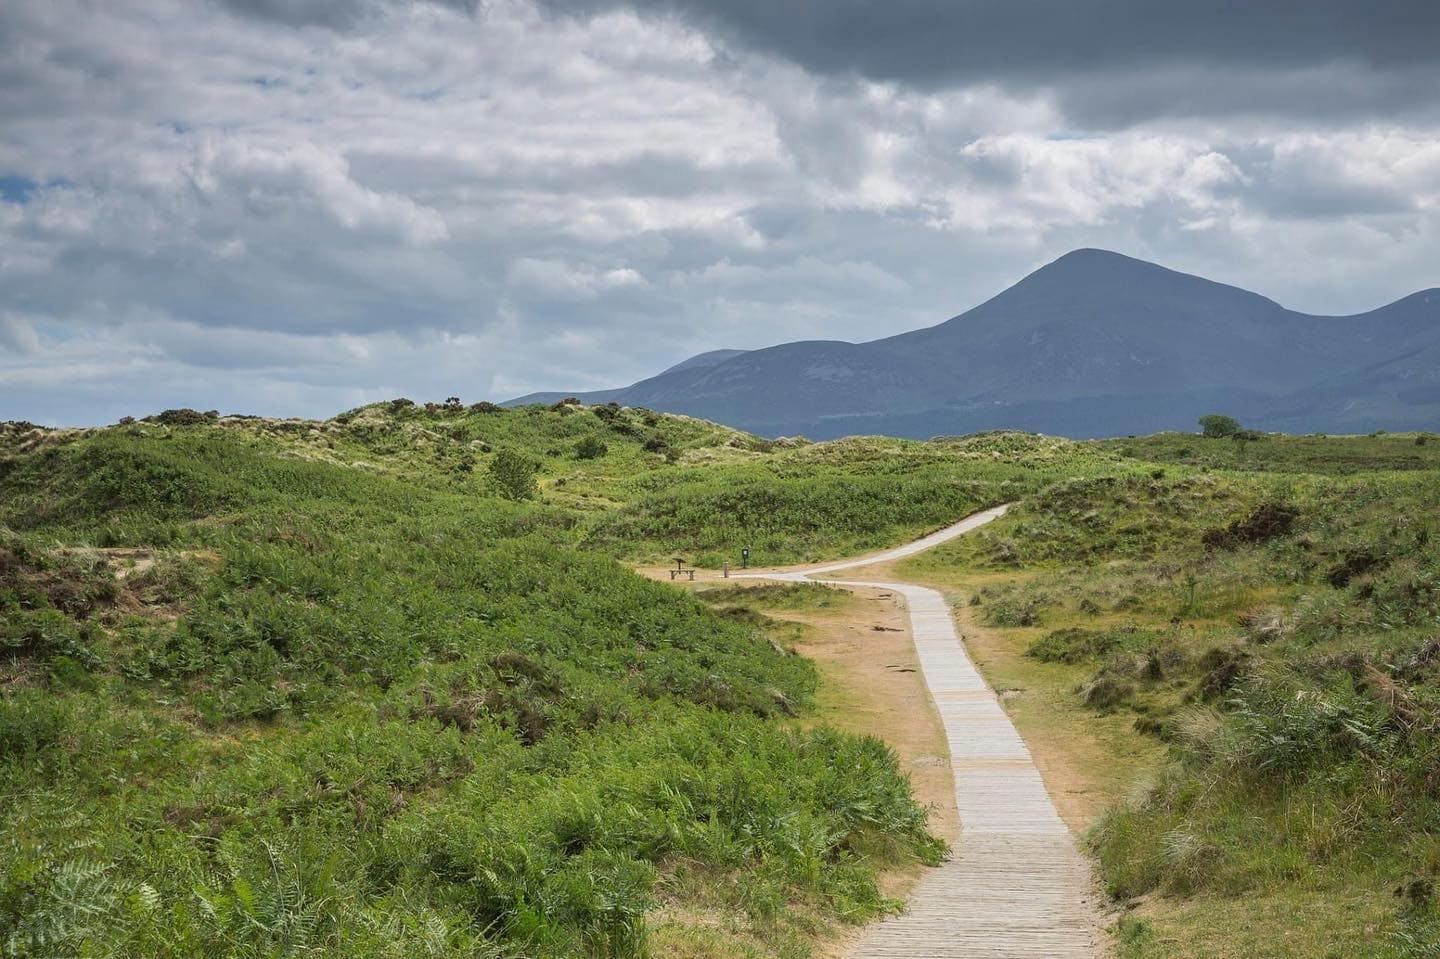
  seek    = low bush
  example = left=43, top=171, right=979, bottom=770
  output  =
left=1027, top=626, right=1155, bottom=665
left=0, top=693, right=70, bottom=760
left=1201, top=501, right=1299, bottom=549
left=144, top=408, right=216, bottom=427
left=575, top=436, right=608, bottom=460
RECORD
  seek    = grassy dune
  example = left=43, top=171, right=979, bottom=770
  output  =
left=0, top=410, right=942, bottom=959
left=4, top=403, right=1438, bottom=957
left=904, top=445, right=1440, bottom=957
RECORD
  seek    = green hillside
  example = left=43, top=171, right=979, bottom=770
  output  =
left=4, top=404, right=1438, bottom=957
left=0, top=407, right=943, bottom=959
left=903, top=434, right=1440, bottom=956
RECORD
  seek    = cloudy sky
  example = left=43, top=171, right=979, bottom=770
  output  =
left=3, top=0, right=1438, bottom=425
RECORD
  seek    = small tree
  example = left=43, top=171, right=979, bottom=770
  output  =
left=1198, top=414, right=1242, bottom=438
left=488, top=449, right=539, bottom=501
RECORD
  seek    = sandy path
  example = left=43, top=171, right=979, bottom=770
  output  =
left=744, top=505, right=1103, bottom=958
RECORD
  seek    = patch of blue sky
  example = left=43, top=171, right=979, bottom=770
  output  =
left=0, top=176, right=76, bottom=203
left=0, top=175, right=37, bottom=203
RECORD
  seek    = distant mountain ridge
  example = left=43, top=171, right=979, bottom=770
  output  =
left=505, top=249, right=1440, bottom=438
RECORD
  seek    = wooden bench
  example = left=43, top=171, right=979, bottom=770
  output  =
left=669, top=559, right=696, bottom=581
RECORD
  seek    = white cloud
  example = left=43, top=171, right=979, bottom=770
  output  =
left=507, top=258, right=648, bottom=301
left=947, top=134, right=1247, bottom=231
left=0, top=0, right=1437, bottom=425
left=193, top=140, right=450, bottom=245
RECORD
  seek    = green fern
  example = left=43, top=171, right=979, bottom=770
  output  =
left=3, top=857, right=129, bottom=958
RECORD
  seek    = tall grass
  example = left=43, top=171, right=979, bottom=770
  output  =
left=914, top=457, right=1440, bottom=952
left=0, top=415, right=944, bottom=958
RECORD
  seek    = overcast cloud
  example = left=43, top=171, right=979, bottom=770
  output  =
left=2, top=0, right=1437, bottom=425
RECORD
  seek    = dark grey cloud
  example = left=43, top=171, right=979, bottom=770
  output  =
left=214, top=0, right=478, bottom=28
left=539, top=0, right=1440, bottom=125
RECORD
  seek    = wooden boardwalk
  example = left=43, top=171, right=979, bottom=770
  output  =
left=762, top=506, right=1102, bottom=957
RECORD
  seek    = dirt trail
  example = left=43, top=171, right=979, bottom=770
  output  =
left=743, top=505, right=1103, bottom=958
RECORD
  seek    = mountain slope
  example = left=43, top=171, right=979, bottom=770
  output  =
left=657, top=347, right=750, bottom=375
left=506, top=347, right=749, bottom=408
left=506, top=250, right=1440, bottom=438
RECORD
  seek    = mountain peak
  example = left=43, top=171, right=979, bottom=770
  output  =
left=993, top=247, right=1276, bottom=313
left=1053, top=247, right=1134, bottom=262
left=1034, top=247, right=1183, bottom=279
left=503, top=252, right=1440, bottom=439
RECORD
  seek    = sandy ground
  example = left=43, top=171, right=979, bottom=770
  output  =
left=761, top=582, right=961, bottom=959
left=777, top=557, right=1128, bottom=832
left=639, top=522, right=1131, bottom=955
left=641, top=569, right=959, bottom=958
left=948, top=603, right=1153, bottom=832
left=773, top=585, right=960, bottom=849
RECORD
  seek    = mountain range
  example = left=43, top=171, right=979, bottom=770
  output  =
left=505, top=249, right=1440, bottom=439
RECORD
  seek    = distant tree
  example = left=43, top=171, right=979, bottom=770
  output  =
left=488, top=449, right=539, bottom=501
left=575, top=436, right=608, bottom=460
left=1198, top=414, right=1242, bottom=438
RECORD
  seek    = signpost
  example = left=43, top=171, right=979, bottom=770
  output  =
left=741, top=547, right=750, bottom=569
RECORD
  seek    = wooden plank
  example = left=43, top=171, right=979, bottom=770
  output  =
left=764, top=506, right=1103, bottom=958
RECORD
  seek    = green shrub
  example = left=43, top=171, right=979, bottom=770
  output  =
left=983, top=596, right=1043, bottom=627
left=144, top=408, right=215, bottom=426
left=0, top=695, right=71, bottom=761
left=575, top=436, right=608, bottom=460
left=488, top=449, right=540, bottom=502
left=1027, top=626, right=1153, bottom=664
left=0, top=610, right=99, bottom=669
left=1201, top=501, right=1299, bottom=549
